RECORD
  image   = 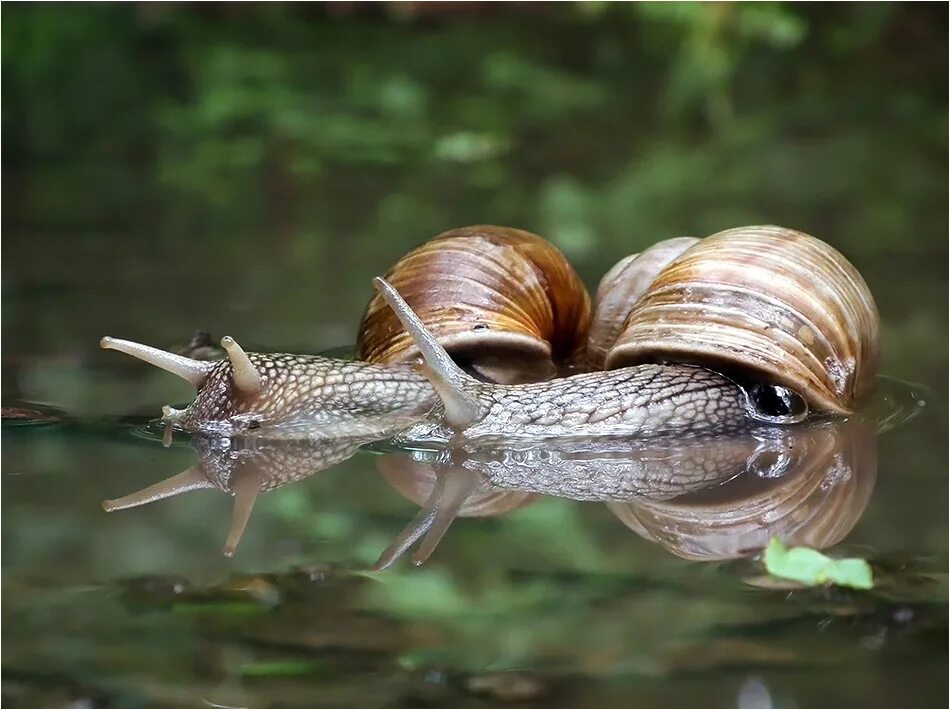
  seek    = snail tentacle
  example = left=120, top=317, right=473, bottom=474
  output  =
left=373, top=276, right=486, bottom=429
left=370, top=463, right=476, bottom=570
left=161, top=405, right=184, bottom=447
left=371, top=503, right=438, bottom=571
left=221, top=335, right=263, bottom=396
left=100, top=336, right=213, bottom=387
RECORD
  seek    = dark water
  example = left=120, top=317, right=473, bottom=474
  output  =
left=3, top=4, right=948, bottom=707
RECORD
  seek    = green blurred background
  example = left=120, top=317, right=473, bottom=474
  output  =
left=2, top=3, right=947, bottom=707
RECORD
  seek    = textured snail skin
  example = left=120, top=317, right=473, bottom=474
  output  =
left=394, top=363, right=750, bottom=445
left=168, top=353, right=435, bottom=439
left=99, top=336, right=758, bottom=441
left=171, top=355, right=752, bottom=442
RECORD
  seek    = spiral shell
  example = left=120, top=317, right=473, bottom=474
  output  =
left=356, top=226, right=592, bottom=384
left=602, top=226, right=879, bottom=415
left=588, top=236, right=698, bottom=370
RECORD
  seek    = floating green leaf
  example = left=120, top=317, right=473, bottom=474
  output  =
left=763, top=538, right=874, bottom=590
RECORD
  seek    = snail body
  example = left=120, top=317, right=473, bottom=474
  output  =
left=373, top=272, right=751, bottom=443
left=100, top=225, right=878, bottom=444
left=99, top=337, right=434, bottom=440
left=390, top=363, right=748, bottom=444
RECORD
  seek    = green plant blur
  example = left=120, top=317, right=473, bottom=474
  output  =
left=5, top=3, right=945, bottom=250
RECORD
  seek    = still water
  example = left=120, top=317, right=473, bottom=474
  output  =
left=2, top=288, right=947, bottom=708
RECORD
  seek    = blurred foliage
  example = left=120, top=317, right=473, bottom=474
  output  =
left=3, top=3, right=946, bottom=389
left=3, top=2, right=945, bottom=259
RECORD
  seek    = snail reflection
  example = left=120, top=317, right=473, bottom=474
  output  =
left=102, top=419, right=877, bottom=565
left=102, top=433, right=384, bottom=557
left=605, top=420, right=877, bottom=560
left=374, top=419, right=877, bottom=565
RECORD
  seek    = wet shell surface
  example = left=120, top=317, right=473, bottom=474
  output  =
left=604, top=225, right=879, bottom=415
left=588, top=236, right=699, bottom=370
left=356, top=225, right=592, bottom=384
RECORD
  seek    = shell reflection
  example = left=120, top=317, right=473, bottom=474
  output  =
left=103, top=420, right=876, bottom=565
left=605, top=420, right=876, bottom=560
left=377, top=419, right=876, bottom=565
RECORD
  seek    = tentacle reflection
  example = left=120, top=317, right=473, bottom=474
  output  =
left=103, top=434, right=379, bottom=556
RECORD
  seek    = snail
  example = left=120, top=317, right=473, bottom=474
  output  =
left=100, top=224, right=878, bottom=444
left=99, top=226, right=586, bottom=441
left=97, top=337, right=435, bottom=441
left=374, top=225, right=878, bottom=443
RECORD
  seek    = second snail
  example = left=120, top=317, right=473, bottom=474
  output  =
left=100, top=224, right=879, bottom=445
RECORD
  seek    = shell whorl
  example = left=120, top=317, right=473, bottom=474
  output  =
left=602, top=225, right=879, bottom=415
left=588, top=236, right=699, bottom=370
left=356, top=225, right=592, bottom=384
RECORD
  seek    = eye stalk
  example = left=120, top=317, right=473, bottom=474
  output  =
left=99, top=336, right=212, bottom=387
left=373, top=276, right=487, bottom=430
left=221, top=335, right=262, bottom=396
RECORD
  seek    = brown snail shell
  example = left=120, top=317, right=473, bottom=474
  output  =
left=599, top=226, right=879, bottom=415
left=356, top=226, right=591, bottom=384
left=587, top=236, right=699, bottom=370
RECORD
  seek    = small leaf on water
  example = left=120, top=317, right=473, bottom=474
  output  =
left=764, top=538, right=874, bottom=590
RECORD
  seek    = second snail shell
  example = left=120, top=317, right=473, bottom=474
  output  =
left=591, top=225, right=879, bottom=415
